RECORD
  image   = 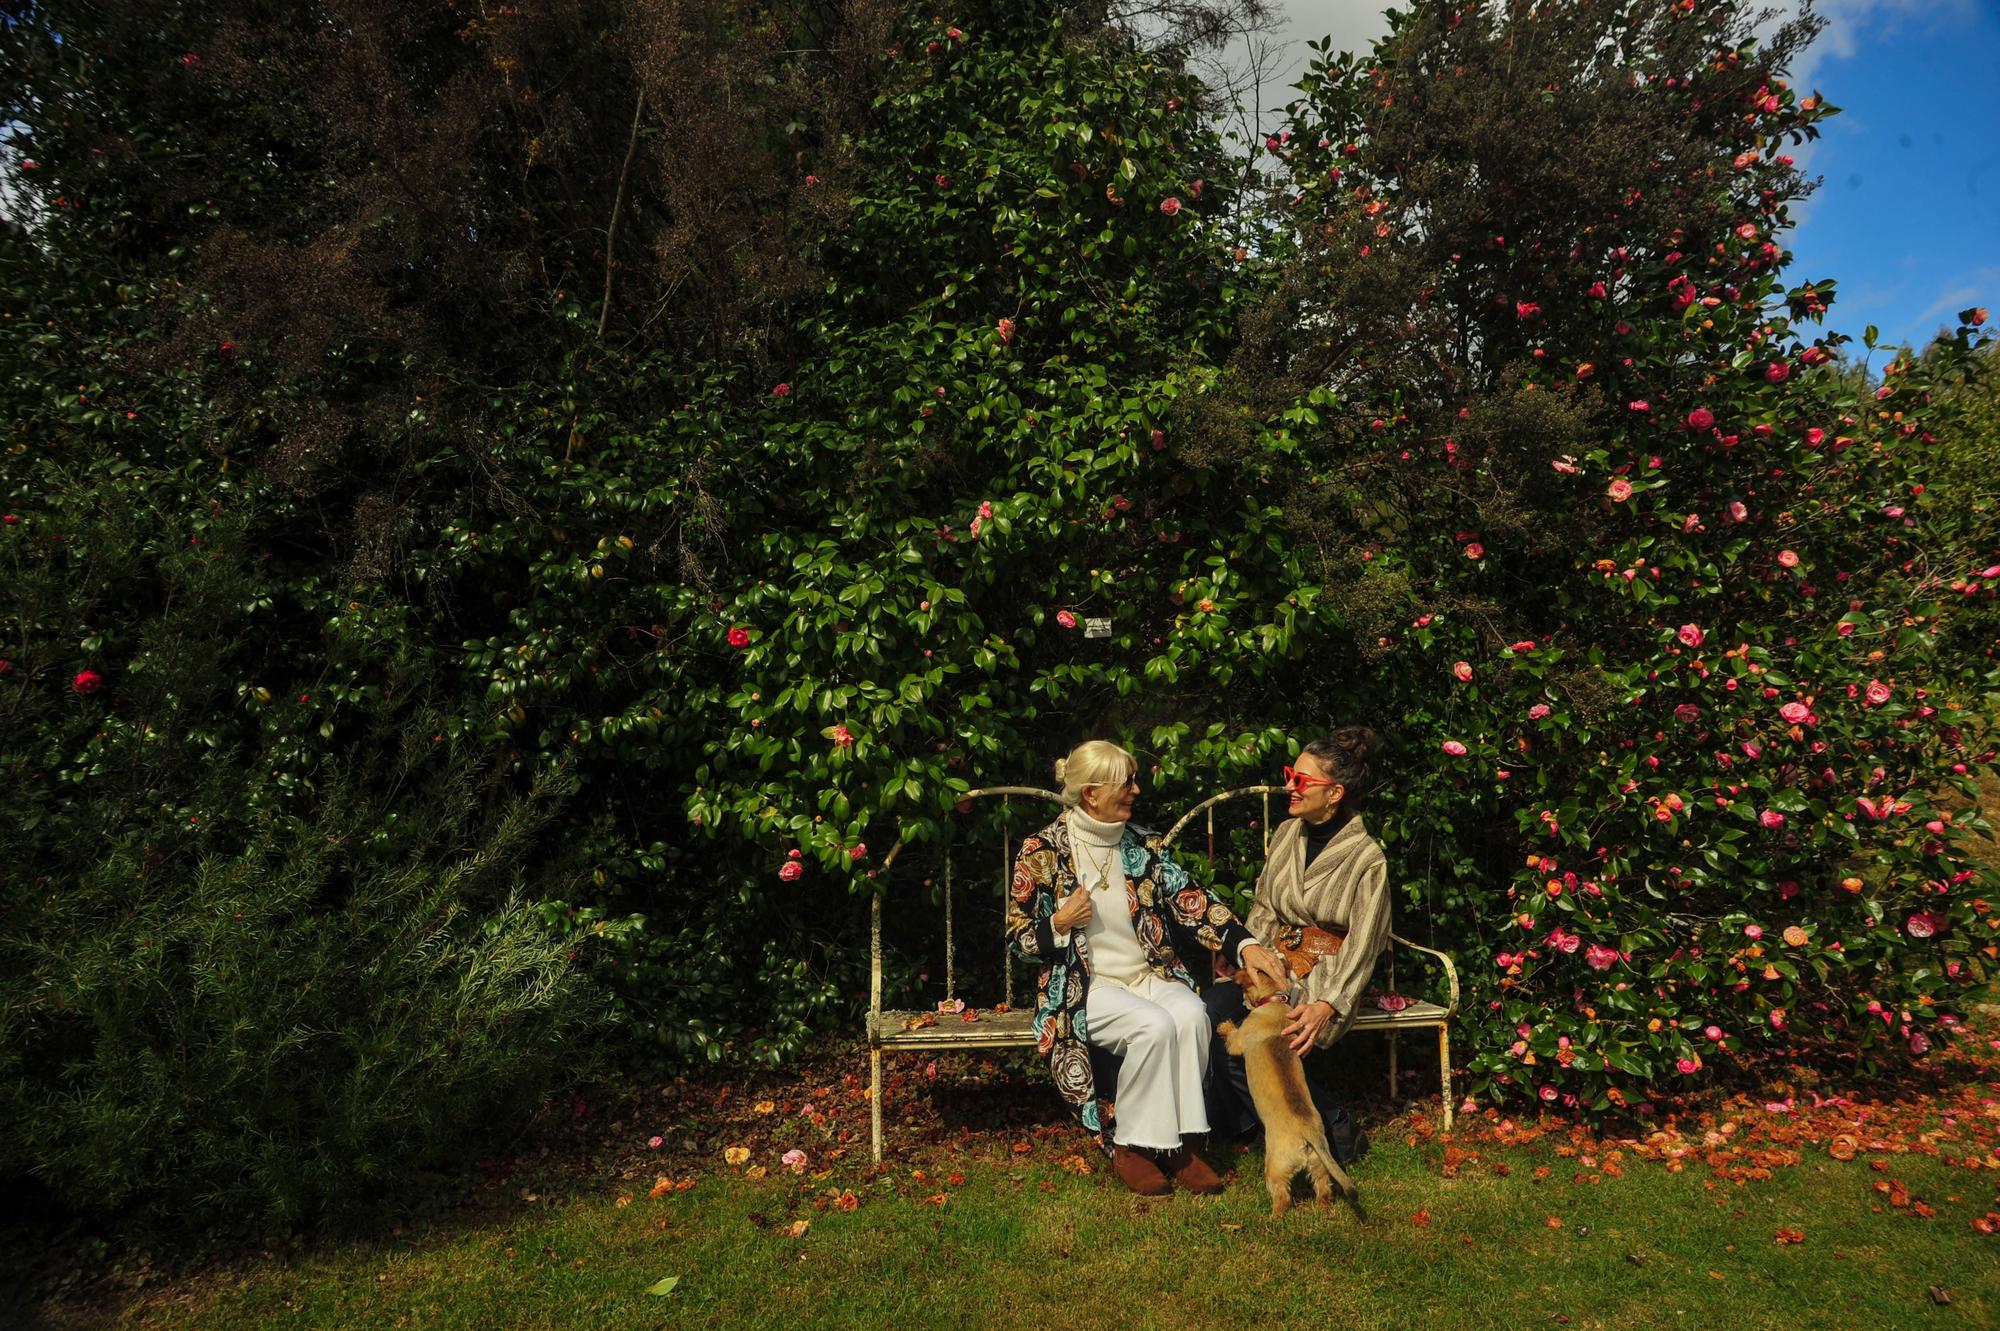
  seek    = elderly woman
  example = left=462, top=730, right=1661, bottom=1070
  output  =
left=1205, top=726, right=1390, bottom=1165
left=1006, top=739, right=1290, bottom=1196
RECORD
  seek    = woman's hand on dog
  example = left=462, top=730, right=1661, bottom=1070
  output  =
left=1050, top=884, right=1094, bottom=932
left=1283, top=999, right=1335, bottom=1054
left=1240, top=943, right=1289, bottom=993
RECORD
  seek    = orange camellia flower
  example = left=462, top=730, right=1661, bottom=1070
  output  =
left=1782, top=925, right=1808, bottom=947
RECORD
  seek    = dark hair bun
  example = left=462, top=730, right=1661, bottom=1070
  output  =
left=1328, top=725, right=1380, bottom=764
left=1302, top=725, right=1381, bottom=804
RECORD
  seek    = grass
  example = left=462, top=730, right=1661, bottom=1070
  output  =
left=22, top=1106, right=1997, bottom=1331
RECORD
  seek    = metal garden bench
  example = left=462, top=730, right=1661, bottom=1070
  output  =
left=867, top=785, right=1460, bottom=1162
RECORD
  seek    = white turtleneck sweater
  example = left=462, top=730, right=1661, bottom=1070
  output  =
left=1056, top=807, right=1155, bottom=990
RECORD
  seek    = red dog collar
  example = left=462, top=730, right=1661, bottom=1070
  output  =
left=1248, top=992, right=1291, bottom=1010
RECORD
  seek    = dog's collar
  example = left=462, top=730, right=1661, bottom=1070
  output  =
left=1248, top=992, right=1291, bottom=1010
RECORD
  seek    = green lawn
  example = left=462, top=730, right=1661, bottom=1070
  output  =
left=33, top=1123, right=1996, bottom=1331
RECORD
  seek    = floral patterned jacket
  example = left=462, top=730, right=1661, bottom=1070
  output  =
left=1004, top=814, right=1253, bottom=1132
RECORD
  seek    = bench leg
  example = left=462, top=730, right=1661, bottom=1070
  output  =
left=1438, top=1025, right=1454, bottom=1134
left=870, top=1047, right=884, bottom=1164
left=1388, top=1030, right=1399, bottom=1103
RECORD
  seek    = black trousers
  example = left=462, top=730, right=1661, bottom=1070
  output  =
left=1202, top=982, right=1365, bottom=1164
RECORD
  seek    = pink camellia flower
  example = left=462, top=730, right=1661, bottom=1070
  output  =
left=727, top=625, right=751, bottom=649
left=1676, top=1057, right=1699, bottom=1074
left=1452, top=661, right=1473, bottom=681
left=1674, top=702, right=1701, bottom=723
left=1704, top=1025, right=1724, bottom=1042
left=1759, top=809, right=1786, bottom=829
left=1683, top=513, right=1701, bottom=533
left=1585, top=943, right=1618, bottom=971
left=1804, top=427, right=1826, bottom=446
left=783, top=1148, right=809, bottom=1173
left=1779, top=701, right=1810, bottom=724
left=1836, top=621, right=1855, bottom=637
left=779, top=861, right=804, bottom=882
left=1768, top=1008, right=1787, bottom=1030
left=71, top=669, right=102, bottom=695
left=1743, top=924, right=1763, bottom=940
left=1464, top=542, right=1485, bottom=559
left=17, top=159, right=36, bottom=171
left=1551, top=458, right=1578, bottom=474
left=1441, top=740, right=1468, bottom=757
left=1677, top=623, right=1704, bottom=648
left=1376, top=994, right=1410, bottom=1012
left=830, top=724, right=855, bottom=747
left=1765, top=362, right=1790, bottom=383
left=1908, top=1031, right=1930, bottom=1056
left=1587, top=280, right=1607, bottom=299
left=1865, top=679, right=1891, bottom=706
left=1607, top=478, right=1633, bottom=502
left=1055, top=609, right=1077, bottom=628
left=1508, top=640, right=1536, bottom=653
left=182, top=52, right=202, bottom=71
left=996, top=317, right=1015, bottom=344
left=1527, top=703, right=1551, bottom=720
left=772, top=382, right=791, bottom=397
left=1516, top=301, right=1542, bottom=319
left=1687, top=406, right=1715, bottom=431
left=1538, top=1084, right=1558, bottom=1102
left=1727, top=500, right=1748, bottom=523
left=1628, top=399, right=1651, bottom=412
left=1159, top=197, right=1182, bottom=217
left=1969, top=307, right=1988, bottom=327
left=1776, top=549, right=1799, bottom=568
left=1905, top=912, right=1936, bottom=939
left=849, top=843, right=867, bottom=861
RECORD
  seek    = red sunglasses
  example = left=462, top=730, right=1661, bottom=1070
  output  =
left=1282, top=765, right=1340, bottom=792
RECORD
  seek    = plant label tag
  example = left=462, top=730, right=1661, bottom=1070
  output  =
left=1084, top=617, right=1111, bottom=639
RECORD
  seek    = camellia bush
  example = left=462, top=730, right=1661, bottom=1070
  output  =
left=1232, top=0, right=1997, bottom=1111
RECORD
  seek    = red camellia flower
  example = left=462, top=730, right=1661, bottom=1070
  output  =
left=1759, top=809, right=1785, bottom=829
left=0, top=658, right=12, bottom=675
left=996, top=317, right=1015, bottom=344
left=1627, top=399, right=1650, bottom=412
left=72, top=669, right=103, bottom=695
left=849, top=843, right=867, bottom=861
left=1677, top=623, right=1704, bottom=648
left=1607, top=477, right=1633, bottom=502
left=1515, top=301, right=1541, bottom=319
left=1585, top=943, right=1618, bottom=971
left=1674, top=702, right=1701, bottom=723
left=1686, top=406, right=1714, bottom=430
left=1464, top=542, right=1485, bottom=559
left=1055, top=610, right=1077, bottom=629
left=1441, top=740, right=1468, bottom=756
left=1452, top=661, right=1473, bottom=681
left=779, top=861, right=804, bottom=882
left=1864, top=679, right=1891, bottom=706
left=1777, top=549, right=1799, bottom=568
left=1587, top=280, right=1606, bottom=299
left=1969, top=307, right=1987, bottom=327
left=726, top=626, right=751, bottom=649
left=1159, top=197, right=1182, bottom=217
left=830, top=724, right=855, bottom=746
left=1905, top=912, right=1935, bottom=939
left=181, top=52, right=202, bottom=71
left=1765, top=362, right=1790, bottom=383
left=771, top=382, right=790, bottom=397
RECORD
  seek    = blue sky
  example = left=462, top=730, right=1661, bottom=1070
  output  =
left=1245, top=1, right=1998, bottom=358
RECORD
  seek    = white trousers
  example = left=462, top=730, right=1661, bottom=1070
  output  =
left=1081, top=973, right=1211, bottom=1150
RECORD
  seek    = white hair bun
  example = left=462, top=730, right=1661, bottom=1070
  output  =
left=1053, top=757, right=1069, bottom=782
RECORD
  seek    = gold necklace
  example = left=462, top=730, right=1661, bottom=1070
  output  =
left=1076, top=837, right=1120, bottom=890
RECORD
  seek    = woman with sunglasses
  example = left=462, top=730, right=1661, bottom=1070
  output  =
left=1005, top=739, right=1292, bottom=1196
left=1204, top=726, right=1388, bottom=1165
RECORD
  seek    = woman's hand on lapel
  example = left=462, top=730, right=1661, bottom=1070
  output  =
left=1050, top=884, right=1094, bottom=932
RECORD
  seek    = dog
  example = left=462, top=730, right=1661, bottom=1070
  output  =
left=1215, top=968, right=1363, bottom=1218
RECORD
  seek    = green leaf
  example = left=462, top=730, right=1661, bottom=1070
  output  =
left=646, top=1276, right=681, bottom=1296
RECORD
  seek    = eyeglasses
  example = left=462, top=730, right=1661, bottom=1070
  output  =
left=1283, top=765, right=1340, bottom=792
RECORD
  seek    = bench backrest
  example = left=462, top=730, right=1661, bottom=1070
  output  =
left=869, top=784, right=1300, bottom=1018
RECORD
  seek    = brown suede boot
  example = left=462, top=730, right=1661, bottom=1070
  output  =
left=1162, top=1144, right=1225, bottom=1195
left=1112, top=1145, right=1172, bottom=1196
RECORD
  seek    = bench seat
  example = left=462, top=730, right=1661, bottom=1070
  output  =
left=868, top=997, right=1453, bottom=1055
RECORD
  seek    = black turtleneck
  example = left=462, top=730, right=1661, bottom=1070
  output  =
left=1300, top=806, right=1353, bottom=865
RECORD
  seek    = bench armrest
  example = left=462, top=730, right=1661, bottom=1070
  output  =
left=1388, top=932, right=1459, bottom=1019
